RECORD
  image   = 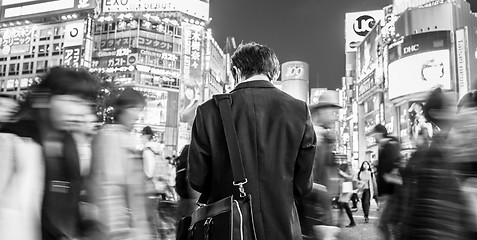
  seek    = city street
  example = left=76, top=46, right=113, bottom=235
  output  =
left=330, top=201, right=381, bottom=240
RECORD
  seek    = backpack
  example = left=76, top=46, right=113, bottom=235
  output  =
left=175, top=145, right=191, bottom=199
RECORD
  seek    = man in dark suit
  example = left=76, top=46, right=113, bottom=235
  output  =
left=188, top=42, right=316, bottom=240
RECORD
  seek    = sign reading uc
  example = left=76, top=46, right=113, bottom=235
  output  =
left=353, top=15, right=376, bottom=37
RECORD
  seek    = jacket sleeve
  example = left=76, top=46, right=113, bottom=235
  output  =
left=293, top=104, right=317, bottom=197
left=0, top=134, right=14, bottom=197
left=188, top=107, right=212, bottom=193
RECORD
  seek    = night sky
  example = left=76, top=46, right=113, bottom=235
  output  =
left=209, top=0, right=393, bottom=89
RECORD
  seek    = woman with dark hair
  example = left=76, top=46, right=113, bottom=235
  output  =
left=357, top=161, right=377, bottom=223
left=0, top=67, right=99, bottom=240
left=91, top=87, right=156, bottom=240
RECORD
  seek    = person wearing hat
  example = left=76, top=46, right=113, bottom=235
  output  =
left=296, top=90, right=342, bottom=239
left=90, top=87, right=156, bottom=239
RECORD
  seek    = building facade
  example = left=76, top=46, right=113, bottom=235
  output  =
left=0, top=0, right=99, bottom=98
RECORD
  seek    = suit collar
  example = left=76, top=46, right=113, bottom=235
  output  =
left=231, top=80, right=275, bottom=92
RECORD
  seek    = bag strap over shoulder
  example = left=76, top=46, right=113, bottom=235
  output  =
left=213, top=94, right=248, bottom=196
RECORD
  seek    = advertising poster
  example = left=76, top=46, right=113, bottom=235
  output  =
left=456, top=28, right=470, bottom=100
left=388, top=31, right=452, bottom=100
left=357, top=23, right=379, bottom=82
left=0, top=26, right=33, bottom=55
left=63, top=46, right=82, bottom=68
left=345, top=10, right=383, bottom=52
left=177, top=24, right=204, bottom=151
left=135, top=87, right=168, bottom=126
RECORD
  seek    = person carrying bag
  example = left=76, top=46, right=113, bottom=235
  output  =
left=177, top=94, right=257, bottom=240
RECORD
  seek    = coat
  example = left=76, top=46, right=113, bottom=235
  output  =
left=406, top=131, right=466, bottom=239
left=0, top=120, right=44, bottom=240
left=91, top=124, right=153, bottom=240
left=376, top=137, right=401, bottom=197
left=188, top=80, right=316, bottom=240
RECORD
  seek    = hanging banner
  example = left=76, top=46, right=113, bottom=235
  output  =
left=63, top=46, right=82, bottom=68
left=456, top=27, right=470, bottom=100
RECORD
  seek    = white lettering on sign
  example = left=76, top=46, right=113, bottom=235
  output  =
left=116, top=48, right=131, bottom=56
left=403, top=44, right=419, bottom=55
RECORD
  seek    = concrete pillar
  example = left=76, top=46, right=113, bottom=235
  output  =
left=281, top=61, right=309, bottom=102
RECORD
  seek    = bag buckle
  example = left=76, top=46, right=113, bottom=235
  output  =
left=233, top=178, right=248, bottom=198
left=204, top=217, right=214, bottom=240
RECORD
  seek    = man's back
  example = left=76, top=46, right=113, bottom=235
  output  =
left=189, top=80, right=316, bottom=240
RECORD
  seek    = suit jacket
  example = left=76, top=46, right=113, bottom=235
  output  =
left=188, top=80, right=316, bottom=240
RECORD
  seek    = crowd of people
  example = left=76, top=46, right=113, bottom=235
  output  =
left=0, top=42, right=476, bottom=240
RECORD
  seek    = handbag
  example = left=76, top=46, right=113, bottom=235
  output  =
left=177, top=94, right=257, bottom=240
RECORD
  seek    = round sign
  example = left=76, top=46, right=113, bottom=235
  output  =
left=2, top=45, right=11, bottom=55
left=128, top=55, right=136, bottom=64
left=353, top=15, right=376, bottom=37
left=70, top=27, right=79, bottom=38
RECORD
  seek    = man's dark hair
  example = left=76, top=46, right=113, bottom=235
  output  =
left=231, top=42, right=280, bottom=81
left=373, top=124, right=388, bottom=137
left=457, top=90, right=477, bottom=113
left=33, top=67, right=98, bottom=100
left=423, top=88, right=445, bottom=124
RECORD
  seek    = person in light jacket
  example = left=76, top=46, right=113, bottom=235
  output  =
left=91, top=87, right=155, bottom=240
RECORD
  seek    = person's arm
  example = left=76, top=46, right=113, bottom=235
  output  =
left=143, top=147, right=156, bottom=179
left=188, top=107, right=212, bottom=193
left=0, top=134, right=14, bottom=196
left=293, top=104, right=316, bottom=197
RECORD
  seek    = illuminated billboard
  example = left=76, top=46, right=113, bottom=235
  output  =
left=1, top=0, right=96, bottom=21
left=102, top=0, right=210, bottom=21
left=345, top=10, right=383, bottom=52
left=388, top=31, right=452, bottom=100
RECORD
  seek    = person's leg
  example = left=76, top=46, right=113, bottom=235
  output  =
left=343, top=203, right=355, bottom=227
left=362, top=189, right=371, bottom=222
left=378, top=196, right=393, bottom=240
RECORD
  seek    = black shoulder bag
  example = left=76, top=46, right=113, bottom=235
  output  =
left=176, top=94, right=257, bottom=240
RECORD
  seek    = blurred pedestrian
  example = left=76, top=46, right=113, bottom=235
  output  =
left=373, top=124, right=401, bottom=240
left=296, top=90, right=341, bottom=239
left=0, top=94, right=18, bottom=126
left=356, top=161, right=377, bottom=223
left=404, top=88, right=466, bottom=239
left=0, top=67, right=99, bottom=240
left=188, top=42, right=316, bottom=240
left=337, top=163, right=356, bottom=228
left=449, top=90, right=477, bottom=239
left=175, top=145, right=199, bottom=221
left=90, top=87, right=155, bottom=240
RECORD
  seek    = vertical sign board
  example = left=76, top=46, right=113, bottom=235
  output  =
left=63, top=46, right=82, bottom=68
left=177, top=24, right=204, bottom=151
left=456, top=28, right=470, bottom=100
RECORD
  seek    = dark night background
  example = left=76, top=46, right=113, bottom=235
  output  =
left=209, top=0, right=392, bottom=90
left=209, top=0, right=477, bottom=90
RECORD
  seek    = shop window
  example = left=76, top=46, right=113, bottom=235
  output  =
left=52, top=43, right=63, bottom=56
left=36, top=60, right=48, bottom=73
left=54, top=27, right=64, bottom=39
left=22, top=62, right=33, bottom=74
left=39, top=28, right=52, bottom=41
left=174, top=27, right=182, bottom=36
left=0, top=64, right=7, bottom=77
left=173, top=43, right=181, bottom=53
left=8, top=63, right=20, bottom=76
left=38, top=44, right=50, bottom=57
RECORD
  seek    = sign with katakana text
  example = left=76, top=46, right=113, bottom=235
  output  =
left=0, top=26, right=33, bottom=55
left=133, top=37, right=173, bottom=51
left=63, top=46, right=82, bottom=68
